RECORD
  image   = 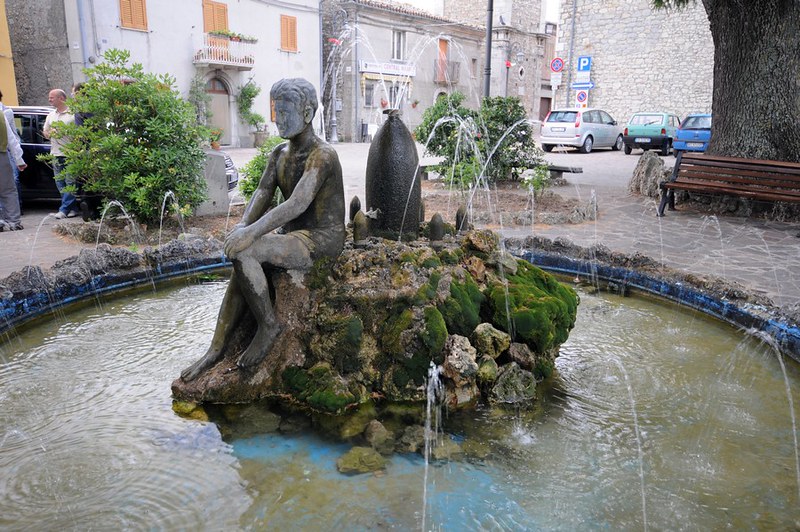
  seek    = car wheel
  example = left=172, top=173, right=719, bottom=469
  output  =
left=623, top=144, right=632, bottom=155
left=579, top=136, right=593, bottom=154
left=661, top=140, right=671, bottom=156
left=542, top=144, right=554, bottom=153
left=612, top=135, right=623, bottom=151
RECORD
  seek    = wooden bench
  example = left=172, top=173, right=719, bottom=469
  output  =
left=657, top=152, right=800, bottom=216
left=417, top=163, right=583, bottom=181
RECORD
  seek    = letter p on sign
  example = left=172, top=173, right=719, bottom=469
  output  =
left=577, top=56, right=592, bottom=72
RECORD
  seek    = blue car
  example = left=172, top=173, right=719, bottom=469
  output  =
left=673, top=113, right=711, bottom=157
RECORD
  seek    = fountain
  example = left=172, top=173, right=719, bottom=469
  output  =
left=1, top=77, right=799, bottom=529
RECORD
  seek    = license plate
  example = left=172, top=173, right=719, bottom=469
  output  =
left=635, top=137, right=651, bottom=143
left=551, top=127, right=565, bottom=132
left=687, top=142, right=704, bottom=148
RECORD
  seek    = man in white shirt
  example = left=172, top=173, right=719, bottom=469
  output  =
left=43, top=89, right=77, bottom=219
left=0, top=89, right=22, bottom=215
left=0, top=106, right=27, bottom=231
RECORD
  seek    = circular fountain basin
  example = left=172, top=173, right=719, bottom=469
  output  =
left=0, top=279, right=798, bottom=529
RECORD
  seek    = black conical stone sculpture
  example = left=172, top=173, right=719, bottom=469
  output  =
left=365, top=109, right=420, bottom=239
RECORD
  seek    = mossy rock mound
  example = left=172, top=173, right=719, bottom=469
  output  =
left=172, top=231, right=579, bottom=414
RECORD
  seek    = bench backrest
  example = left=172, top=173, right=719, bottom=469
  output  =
left=675, top=153, right=800, bottom=191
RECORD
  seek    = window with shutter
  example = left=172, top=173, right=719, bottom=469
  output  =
left=119, top=0, right=148, bottom=31
left=280, top=15, right=298, bottom=52
left=202, top=0, right=228, bottom=32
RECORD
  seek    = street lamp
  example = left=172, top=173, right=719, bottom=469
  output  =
left=505, top=42, right=525, bottom=97
left=328, top=9, right=348, bottom=144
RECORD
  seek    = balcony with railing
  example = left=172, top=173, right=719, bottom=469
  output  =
left=193, top=33, right=256, bottom=71
left=433, top=60, right=460, bottom=85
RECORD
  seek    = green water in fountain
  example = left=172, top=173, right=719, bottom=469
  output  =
left=0, top=279, right=798, bottom=529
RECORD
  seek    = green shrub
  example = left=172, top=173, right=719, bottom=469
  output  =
left=53, top=49, right=208, bottom=223
left=414, top=92, right=548, bottom=188
left=239, top=136, right=287, bottom=200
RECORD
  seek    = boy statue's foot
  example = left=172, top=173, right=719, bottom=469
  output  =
left=181, top=347, right=223, bottom=381
left=237, top=324, right=281, bottom=369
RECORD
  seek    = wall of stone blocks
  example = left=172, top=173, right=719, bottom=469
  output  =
left=557, top=0, right=713, bottom=124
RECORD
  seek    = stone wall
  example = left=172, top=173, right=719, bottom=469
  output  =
left=557, top=0, right=713, bottom=124
left=6, top=0, right=74, bottom=105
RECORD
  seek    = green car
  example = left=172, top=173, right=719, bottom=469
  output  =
left=622, top=112, right=682, bottom=156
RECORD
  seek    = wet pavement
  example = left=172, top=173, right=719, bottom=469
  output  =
left=2, top=143, right=798, bottom=317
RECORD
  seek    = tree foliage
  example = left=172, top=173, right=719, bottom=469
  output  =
left=54, top=49, right=208, bottom=223
left=239, top=135, right=286, bottom=200
left=414, top=93, right=548, bottom=190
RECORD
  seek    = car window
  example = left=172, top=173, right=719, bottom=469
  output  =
left=629, top=114, right=663, bottom=126
left=681, top=115, right=712, bottom=129
left=15, top=113, right=48, bottom=144
left=582, top=111, right=594, bottom=124
left=547, top=111, right=578, bottom=123
left=599, top=111, right=614, bottom=124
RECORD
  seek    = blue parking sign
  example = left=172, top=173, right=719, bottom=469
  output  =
left=577, top=56, right=592, bottom=72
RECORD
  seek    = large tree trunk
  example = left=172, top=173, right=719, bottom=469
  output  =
left=702, top=0, right=800, bottom=161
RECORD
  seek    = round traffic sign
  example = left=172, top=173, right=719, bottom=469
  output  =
left=550, top=57, right=564, bottom=73
left=576, top=90, right=588, bottom=103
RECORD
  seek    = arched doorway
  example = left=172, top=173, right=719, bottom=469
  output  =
left=206, top=77, right=232, bottom=145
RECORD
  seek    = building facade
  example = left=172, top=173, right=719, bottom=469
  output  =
left=554, top=0, right=713, bottom=124
left=322, top=0, right=484, bottom=143
left=6, top=0, right=323, bottom=146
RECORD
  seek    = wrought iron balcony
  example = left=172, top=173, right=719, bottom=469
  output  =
left=433, top=60, right=460, bottom=85
left=193, top=33, right=255, bottom=70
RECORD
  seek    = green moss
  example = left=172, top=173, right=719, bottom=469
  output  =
left=534, top=358, right=555, bottom=380
left=438, top=274, right=485, bottom=337
left=486, top=260, right=578, bottom=353
left=421, top=255, right=442, bottom=268
left=413, top=272, right=440, bottom=305
left=307, top=257, right=334, bottom=290
left=281, top=363, right=359, bottom=413
left=381, top=308, right=414, bottom=358
left=438, top=248, right=463, bottom=265
left=399, top=251, right=417, bottom=263
left=421, top=306, right=447, bottom=357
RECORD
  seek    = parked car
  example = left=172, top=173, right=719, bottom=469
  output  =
left=622, top=112, right=681, bottom=156
left=673, top=113, right=712, bottom=157
left=11, top=106, right=59, bottom=203
left=540, top=108, right=624, bottom=154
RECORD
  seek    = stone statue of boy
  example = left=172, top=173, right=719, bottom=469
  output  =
left=182, top=78, right=345, bottom=381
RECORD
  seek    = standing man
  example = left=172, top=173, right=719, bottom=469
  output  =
left=0, top=90, right=22, bottom=214
left=43, top=89, right=78, bottom=219
left=0, top=103, right=26, bottom=231
left=181, top=78, right=345, bottom=381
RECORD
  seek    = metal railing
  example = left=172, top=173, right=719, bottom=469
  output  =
left=193, top=33, right=256, bottom=70
left=433, top=60, right=460, bottom=84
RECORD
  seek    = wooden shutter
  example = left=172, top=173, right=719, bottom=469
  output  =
left=120, top=0, right=148, bottom=30
left=280, top=15, right=297, bottom=52
left=202, top=0, right=228, bottom=32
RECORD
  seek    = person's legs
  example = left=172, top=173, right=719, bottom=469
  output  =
left=180, top=274, right=247, bottom=381
left=6, top=151, right=21, bottom=215
left=53, top=156, right=78, bottom=217
left=234, top=232, right=314, bottom=369
left=0, top=155, right=21, bottom=229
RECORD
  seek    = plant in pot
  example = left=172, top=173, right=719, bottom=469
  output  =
left=209, top=128, right=223, bottom=150
left=237, top=81, right=267, bottom=147
left=411, top=99, right=420, bottom=109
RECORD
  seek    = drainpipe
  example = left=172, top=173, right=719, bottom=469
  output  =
left=319, top=0, right=324, bottom=136
left=565, top=0, right=577, bottom=107
left=76, top=0, right=90, bottom=68
left=354, top=8, right=360, bottom=142
left=482, top=0, right=493, bottom=99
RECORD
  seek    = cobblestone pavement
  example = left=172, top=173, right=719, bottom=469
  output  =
left=2, top=143, right=798, bottom=317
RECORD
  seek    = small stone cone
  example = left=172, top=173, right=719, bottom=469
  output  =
left=429, top=213, right=445, bottom=250
left=353, top=210, right=369, bottom=248
left=455, top=204, right=468, bottom=233
left=349, top=195, right=361, bottom=222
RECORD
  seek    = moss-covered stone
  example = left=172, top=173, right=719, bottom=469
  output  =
left=438, top=247, right=464, bottom=265
left=477, top=356, right=499, bottom=386
left=311, top=312, right=364, bottom=374
left=471, top=322, right=511, bottom=359
left=438, top=274, right=485, bottom=337
left=421, top=306, right=447, bottom=356
left=486, top=260, right=578, bottom=353
left=172, top=400, right=209, bottom=421
left=336, top=446, right=387, bottom=474
left=282, top=363, right=360, bottom=413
